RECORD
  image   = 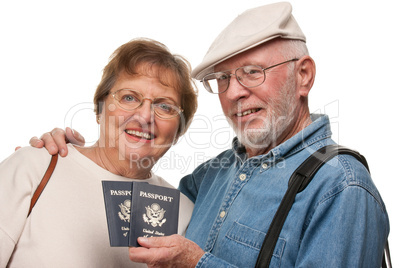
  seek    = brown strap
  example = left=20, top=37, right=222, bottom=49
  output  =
left=27, top=154, right=58, bottom=217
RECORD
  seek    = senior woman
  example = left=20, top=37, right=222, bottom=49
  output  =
left=0, top=38, right=197, bottom=267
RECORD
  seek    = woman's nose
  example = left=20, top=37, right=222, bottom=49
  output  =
left=136, top=98, right=154, bottom=123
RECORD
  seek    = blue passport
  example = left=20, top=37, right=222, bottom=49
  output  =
left=102, top=181, right=132, bottom=246
left=102, top=181, right=180, bottom=247
left=128, top=182, right=180, bottom=247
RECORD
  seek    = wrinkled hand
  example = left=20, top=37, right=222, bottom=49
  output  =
left=28, top=127, right=85, bottom=157
left=129, top=235, right=204, bottom=268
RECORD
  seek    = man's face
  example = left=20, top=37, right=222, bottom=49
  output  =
left=216, top=41, right=300, bottom=154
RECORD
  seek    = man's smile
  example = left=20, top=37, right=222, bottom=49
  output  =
left=235, top=108, right=262, bottom=117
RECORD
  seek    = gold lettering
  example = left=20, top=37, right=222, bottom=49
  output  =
left=138, top=191, right=174, bottom=202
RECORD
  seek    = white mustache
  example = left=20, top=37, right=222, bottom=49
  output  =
left=228, top=102, right=266, bottom=116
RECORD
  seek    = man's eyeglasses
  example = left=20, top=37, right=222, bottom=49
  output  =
left=201, top=58, right=299, bottom=94
left=111, top=89, right=183, bottom=119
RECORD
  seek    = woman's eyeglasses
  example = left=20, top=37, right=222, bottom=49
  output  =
left=111, top=89, right=183, bottom=119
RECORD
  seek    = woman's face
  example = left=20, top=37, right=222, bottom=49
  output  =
left=99, top=71, right=181, bottom=169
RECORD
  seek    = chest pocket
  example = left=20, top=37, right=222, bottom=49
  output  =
left=225, top=221, right=286, bottom=267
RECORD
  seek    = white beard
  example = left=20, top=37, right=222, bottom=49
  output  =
left=230, top=73, right=298, bottom=150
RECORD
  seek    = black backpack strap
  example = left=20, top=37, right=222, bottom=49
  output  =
left=289, top=145, right=369, bottom=192
left=382, top=240, right=392, bottom=268
left=254, top=145, right=373, bottom=268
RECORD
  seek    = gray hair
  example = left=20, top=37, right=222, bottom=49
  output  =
left=279, top=39, right=309, bottom=58
left=277, top=39, right=309, bottom=73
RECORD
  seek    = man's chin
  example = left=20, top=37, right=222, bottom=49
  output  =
left=236, top=130, right=272, bottom=148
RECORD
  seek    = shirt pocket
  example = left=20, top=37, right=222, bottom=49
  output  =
left=226, top=221, right=286, bottom=267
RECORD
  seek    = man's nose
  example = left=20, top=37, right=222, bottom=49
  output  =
left=224, top=75, right=251, bottom=101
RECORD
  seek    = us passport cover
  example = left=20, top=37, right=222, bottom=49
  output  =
left=102, top=181, right=180, bottom=247
left=102, top=181, right=133, bottom=246
left=128, top=182, right=180, bottom=247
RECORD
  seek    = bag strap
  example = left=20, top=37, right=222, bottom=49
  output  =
left=382, top=240, right=392, bottom=268
left=27, top=154, right=58, bottom=217
left=254, top=145, right=391, bottom=267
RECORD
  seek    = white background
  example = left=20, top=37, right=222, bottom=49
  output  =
left=1, top=0, right=400, bottom=265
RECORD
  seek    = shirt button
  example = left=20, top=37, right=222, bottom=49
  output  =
left=220, top=211, right=226, bottom=218
left=262, top=163, right=268, bottom=169
left=239, top=174, right=247, bottom=181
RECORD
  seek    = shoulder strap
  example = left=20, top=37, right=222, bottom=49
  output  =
left=27, top=154, right=58, bottom=217
left=289, top=145, right=369, bottom=192
left=255, top=145, right=373, bottom=267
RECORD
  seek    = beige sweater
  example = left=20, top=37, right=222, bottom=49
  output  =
left=0, top=145, right=194, bottom=268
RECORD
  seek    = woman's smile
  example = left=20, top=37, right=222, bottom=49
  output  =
left=125, top=128, right=154, bottom=142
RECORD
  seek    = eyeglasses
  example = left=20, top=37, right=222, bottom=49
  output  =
left=111, top=89, right=183, bottom=119
left=201, top=58, right=299, bottom=94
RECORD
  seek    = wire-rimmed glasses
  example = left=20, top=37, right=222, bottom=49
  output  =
left=201, top=58, right=299, bottom=94
left=111, top=89, right=183, bottom=119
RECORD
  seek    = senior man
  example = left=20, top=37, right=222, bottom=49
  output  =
left=31, top=2, right=389, bottom=267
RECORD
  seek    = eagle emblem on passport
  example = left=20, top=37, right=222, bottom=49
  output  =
left=118, top=199, right=131, bottom=222
left=102, top=181, right=132, bottom=246
left=102, top=180, right=180, bottom=247
left=143, top=203, right=167, bottom=227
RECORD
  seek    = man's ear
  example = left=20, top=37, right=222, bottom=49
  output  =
left=296, top=55, right=316, bottom=97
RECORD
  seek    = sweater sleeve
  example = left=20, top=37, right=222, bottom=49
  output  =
left=0, top=147, right=51, bottom=266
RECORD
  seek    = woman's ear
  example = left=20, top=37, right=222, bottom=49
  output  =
left=296, top=55, right=316, bottom=97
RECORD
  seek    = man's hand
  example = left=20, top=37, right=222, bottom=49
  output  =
left=28, top=127, right=85, bottom=157
left=129, top=235, right=204, bottom=268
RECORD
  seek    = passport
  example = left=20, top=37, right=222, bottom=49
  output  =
left=102, top=181, right=132, bottom=246
left=128, top=182, right=180, bottom=247
left=102, top=181, right=180, bottom=247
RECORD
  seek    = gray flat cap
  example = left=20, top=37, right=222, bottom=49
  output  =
left=192, top=2, right=306, bottom=80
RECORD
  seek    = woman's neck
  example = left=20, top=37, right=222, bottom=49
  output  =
left=75, top=143, right=152, bottom=180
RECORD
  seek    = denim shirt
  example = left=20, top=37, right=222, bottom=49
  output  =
left=179, top=114, right=389, bottom=268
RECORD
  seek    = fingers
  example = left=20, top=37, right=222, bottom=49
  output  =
left=29, top=127, right=84, bottom=157
left=66, top=127, right=85, bottom=146
left=128, top=236, right=176, bottom=264
left=36, top=128, right=68, bottom=157
left=129, top=246, right=170, bottom=264
left=50, top=128, right=71, bottom=156
left=137, top=236, right=175, bottom=248
left=29, top=136, right=45, bottom=148
left=128, top=235, right=204, bottom=267
left=39, top=132, right=61, bottom=156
